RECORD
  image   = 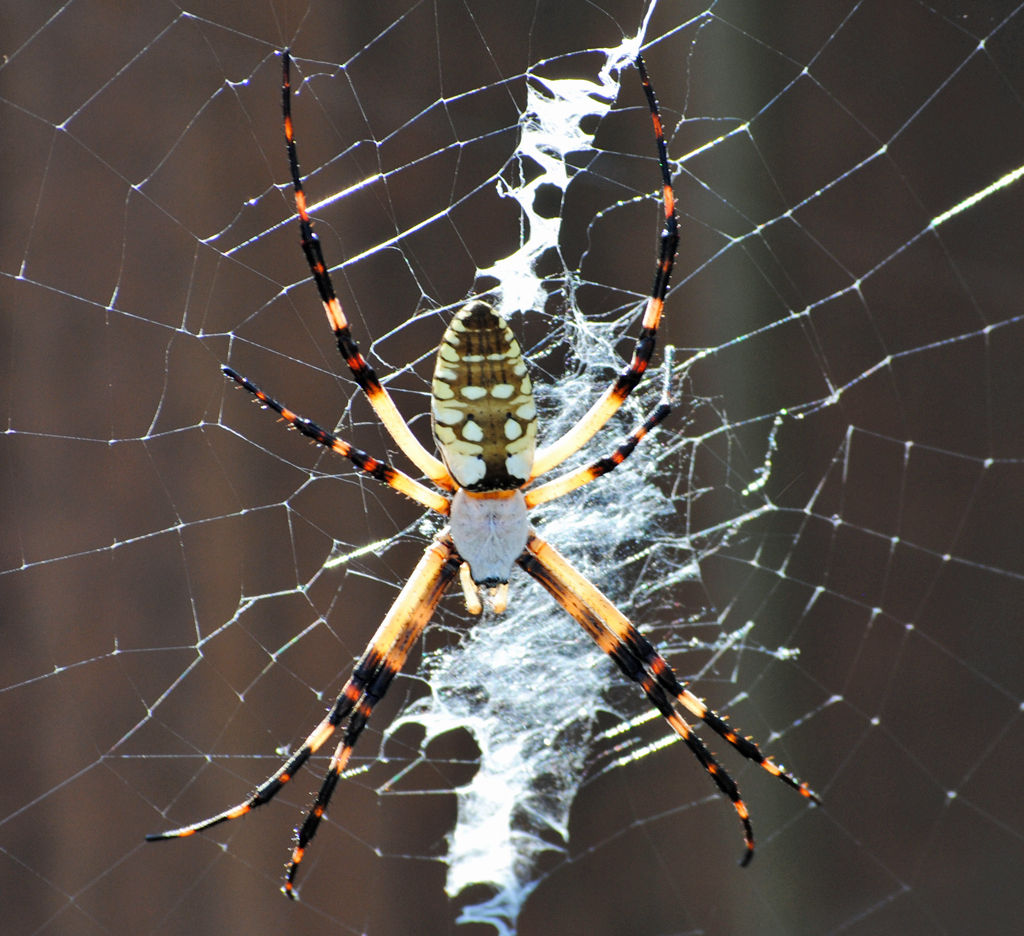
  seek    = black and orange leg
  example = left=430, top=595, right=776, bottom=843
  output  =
left=283, top=644, right=400, bottom=896
left=614, top=621, right=820, bottom=804
left=524, top=347, right=674, bottom=509
left=531, top=54, right=679, bottom=478
left=523, top=532, right=820, bottom=804
left=280, top=50, right=453, bottom=489
left=518, top=532, right=757, bottom=864
left=223, top=366, right=449, bottom=514
left=147, top=535, right=462, bottom=897
left=519, top=532, right=819, bottom=864
left=281, top=535, right=461, bottom=897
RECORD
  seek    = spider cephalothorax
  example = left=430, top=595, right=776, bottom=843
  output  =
left=147, top=49, right=819, bottom=899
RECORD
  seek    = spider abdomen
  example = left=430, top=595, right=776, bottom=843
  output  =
left=431, top=301, right=537, bottom=490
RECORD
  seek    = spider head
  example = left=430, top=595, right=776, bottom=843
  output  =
left=448, top=488, right=529, bottom=614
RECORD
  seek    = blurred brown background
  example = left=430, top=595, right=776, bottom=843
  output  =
left=2, top=1, right=1023, bottom=934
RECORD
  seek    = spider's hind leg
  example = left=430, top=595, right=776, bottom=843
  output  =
left=221, top=367, right=449, bottom=514
left=529, top=55, right=679, bottom=479
left=278, top=50, right=454, bottom=490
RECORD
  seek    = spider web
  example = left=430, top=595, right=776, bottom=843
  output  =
left=3, top=1, right=1024, bottom=934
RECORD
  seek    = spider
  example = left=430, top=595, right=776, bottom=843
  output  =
left=147, top=49, right=819, bottom=898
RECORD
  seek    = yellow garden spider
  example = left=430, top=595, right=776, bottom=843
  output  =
left=147, top=49, right=819, bottom=898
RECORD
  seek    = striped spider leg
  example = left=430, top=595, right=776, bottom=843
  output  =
left=280, top=50, right=454, bottom=492
left=528, top=55, right=678, bottom=479
left=149, top=534, right=461, bottom=899
left=519, top=534, right=820, bottom=867
left=146, top=50, right=818, bottom=899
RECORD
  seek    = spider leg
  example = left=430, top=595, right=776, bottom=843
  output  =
left=525, top=347, right=673, bottom=509
left=530, top=55, right=678, bottom=479
left=223, top=367, right=449, bottom=514
left=280, top=50, right=453, bottom=490
left=517, top=533, right=755, bottom=864
left=147, top=535, right=462, bottom=898
left=524, top=532, right=820, bottom=803
left=518, top=532, right=818, bottom=866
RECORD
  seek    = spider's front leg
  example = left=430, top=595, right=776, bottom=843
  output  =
left=147, top=535, right=462, bottom=899
left=518, top=532, right=819, bottom=866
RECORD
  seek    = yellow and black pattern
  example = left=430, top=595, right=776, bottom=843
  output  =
left=431, top=301, right=538, bottom=490
left=147, top=51, right=820, bottom=899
